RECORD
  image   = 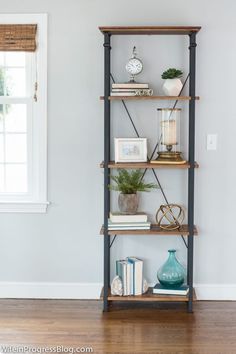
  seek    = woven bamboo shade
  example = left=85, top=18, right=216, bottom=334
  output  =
left=0, top=24, right=37, bottom=51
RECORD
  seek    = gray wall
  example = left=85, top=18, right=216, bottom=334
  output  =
left=0, top=0, right=235, bottom=294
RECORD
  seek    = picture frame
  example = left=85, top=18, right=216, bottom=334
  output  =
left=114, top=138, right=147, bottom=163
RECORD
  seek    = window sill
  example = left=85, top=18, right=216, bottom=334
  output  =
left=0, top=201, right=50, bottom=213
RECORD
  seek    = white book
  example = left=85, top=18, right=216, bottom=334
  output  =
left=108, top=223, right=150, bottom=227
left=120, top=261, right=128, bottom=296
left=108, top=226, right=150, bottom=230
left=112, top=83, right=149, bottom=89
left=111, top=89, right=138, bottom=92
left=127, top=260, right=134, bottom=295
left=110, top=92, right=137, bottom=96
left=110, top=212, right=148, bottom=223
left=108, top=220, right=150, bottom=227
left=126, top=262, right=132, bottom=295
left=127, top=257, right=143, bottom=295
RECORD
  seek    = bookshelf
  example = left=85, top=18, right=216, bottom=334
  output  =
left=100, top=95, right=200, bottom=100
left=101, top=287, right=196, bottom=302
left=100, top=225, right=198, bottom=236
left=100, top=25, right=201, bottom=313
left=100, top=161, right=199, bottom=169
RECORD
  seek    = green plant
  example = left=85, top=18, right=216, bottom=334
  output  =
left=161, top=68, right=183, bottom=80
left=109, top=169, right=158, bottom=194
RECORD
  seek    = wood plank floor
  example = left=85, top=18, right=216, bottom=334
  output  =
left=0, top=300, right=235, bottom=353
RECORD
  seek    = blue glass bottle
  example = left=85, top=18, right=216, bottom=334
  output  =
left=157, top=249, right=186, bottom=288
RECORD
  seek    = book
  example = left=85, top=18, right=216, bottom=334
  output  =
left=117, top=260, right=128, bottom=295
left=112, top=83, right=149, bottom=89
left=127, top=257, right=143, bottom=295
left=108, top=225, right=150, bottom=230
left=111, top=89, right=140, bottom=92
left=128, top=261, right=134, bottom=295
left=110, top=212, right=148, bottom=223
left=116, top=260, right=123, bottom=278
left=152, top=284, right=189, bottom=295
left=108, top=220, right=150, bottom=228
left=108, top=223, right=150, bottom=227
left=126, top=262, right=133, bottom=295
left=110, top=92, right=137, bottom=96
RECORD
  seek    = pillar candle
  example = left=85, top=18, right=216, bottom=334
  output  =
left=161, top=120, right=177, bottom=146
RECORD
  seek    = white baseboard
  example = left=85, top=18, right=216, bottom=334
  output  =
left=0, top=282, right=103, bottom=299
left=0, top=282, right=235, bottom=300
left=194, top=284, right=236, bottom=300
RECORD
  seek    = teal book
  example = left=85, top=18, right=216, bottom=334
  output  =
left=153, top=284, right=189, bottom=295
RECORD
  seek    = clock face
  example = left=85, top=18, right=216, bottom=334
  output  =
left=126, top=58, right=143, bottom=75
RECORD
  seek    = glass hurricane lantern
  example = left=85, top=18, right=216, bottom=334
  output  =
left=156, top=108, right=185, bottom=163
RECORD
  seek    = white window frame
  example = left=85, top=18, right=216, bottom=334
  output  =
left=0, top=14, right=48, bottom=213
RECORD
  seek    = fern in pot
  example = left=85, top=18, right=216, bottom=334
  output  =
left=109, top=169, right=157, bottom=214
left=162, top=68, right=183, bottom=96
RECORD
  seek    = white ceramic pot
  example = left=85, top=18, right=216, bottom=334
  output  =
left=162, top=78, right=183, bottom=96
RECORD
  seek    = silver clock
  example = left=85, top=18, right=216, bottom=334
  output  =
left=125, top=46, right=143, bottom=82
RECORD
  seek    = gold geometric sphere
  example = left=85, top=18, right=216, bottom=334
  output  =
left=156, top=204, right=185, bottom=230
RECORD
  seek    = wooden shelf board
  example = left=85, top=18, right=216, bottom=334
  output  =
left=100, top=95, right=200, bottom=101
left=100, top=287, right=196, bottom=302
left=100, top=161, right=199, bottom=169
left=99, top=26, right=201, bottom=35
left=100, top=224, right=198, bottom=236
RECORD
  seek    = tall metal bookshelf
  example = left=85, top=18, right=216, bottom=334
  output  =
left=99, top=26, right=201, bottom=313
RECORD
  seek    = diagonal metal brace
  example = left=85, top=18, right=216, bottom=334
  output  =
left=109, top=235, right=117, bottom=248
left=110, top=73, right=189, bottom=248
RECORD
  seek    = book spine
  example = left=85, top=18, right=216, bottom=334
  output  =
left=130, top=263, right=134, bottom=295
left=108, top=223, right=150, bottom=227
left=110, top=216, right=148, bottom=223
left=111, top=89, right=138, bottom=92
left=112, top=84, right=149, bottom=89
left=108, top=227, right=150, bottom=230
left=116, top=261, right=123, bottom=279
left=110, top=92, right=137, bottom=96
left=122, top=263, right=127, bottom=296
left=134, top=260, right=143, bottom=295
left=127, top=263, right=131, bottom=295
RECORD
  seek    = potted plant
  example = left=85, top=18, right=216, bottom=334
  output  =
left=161, top=68, right=183, bottom=96
left=109, top=169, right=157, bottom=214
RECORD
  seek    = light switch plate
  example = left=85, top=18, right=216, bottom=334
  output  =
left=207, top=134, right=217, bottom=150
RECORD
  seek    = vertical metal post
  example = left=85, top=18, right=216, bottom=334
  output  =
left=187, top=32, right=196, bottom=313
left=103, top=33, right=111, bottom=312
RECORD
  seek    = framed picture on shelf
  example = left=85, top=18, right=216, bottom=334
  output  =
left=114, top=138, right=147, bottom=163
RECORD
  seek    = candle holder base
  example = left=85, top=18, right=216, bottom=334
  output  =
left=152, top=151, right=186, bottom=164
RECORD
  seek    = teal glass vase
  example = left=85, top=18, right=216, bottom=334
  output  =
left=157, top=249, right=186, bottom=288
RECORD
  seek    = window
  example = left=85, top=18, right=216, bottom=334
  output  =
left=0, top=14, right=48, bottom=212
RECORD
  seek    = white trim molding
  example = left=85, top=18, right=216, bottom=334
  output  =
left=0, top=282, right=102, bottom=299
left=194, top=284, right=236, bottom=301
left=0, top=282, right=236, bottom=300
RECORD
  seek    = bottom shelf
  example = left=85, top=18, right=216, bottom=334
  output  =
left=101, top=287, right=196, bottom=302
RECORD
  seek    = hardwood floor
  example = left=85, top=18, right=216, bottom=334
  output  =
left=0, top=300, right=235, bottom=353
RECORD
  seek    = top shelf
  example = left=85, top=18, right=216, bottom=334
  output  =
left=99, top=26, right=201, bottom=35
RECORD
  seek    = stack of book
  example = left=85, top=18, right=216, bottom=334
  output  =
left=153, top=283, right=189, bottom=296
left=116, top=257, right=143, bottom=296
left=108, top=212, right=151, bottom=231
left=111, top=82, right=150, bottom=96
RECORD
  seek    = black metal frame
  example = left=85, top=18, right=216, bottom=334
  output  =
left=187, top=32, right=197, bottom=313
left=103, top=31, right=197, bottom=313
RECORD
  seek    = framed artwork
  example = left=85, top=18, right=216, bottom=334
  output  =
left=114, top=138, right=147, bottom=163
